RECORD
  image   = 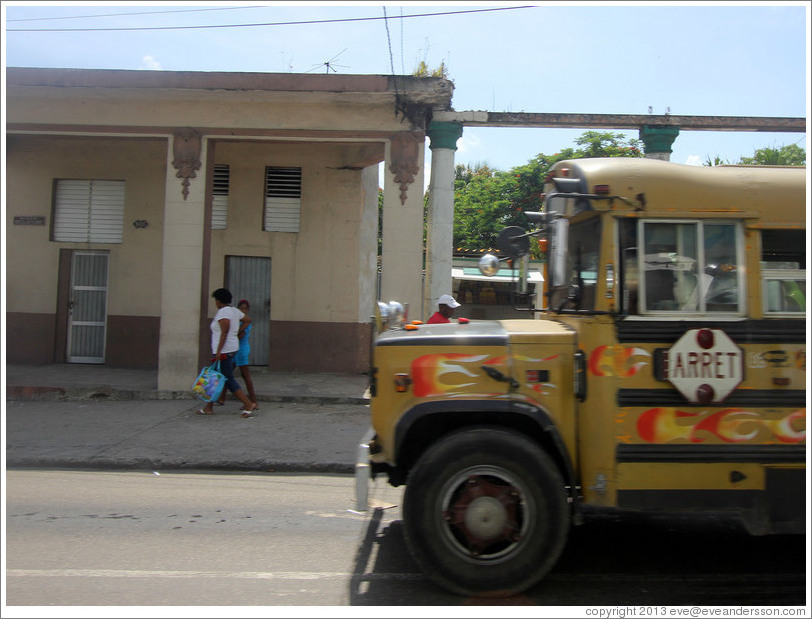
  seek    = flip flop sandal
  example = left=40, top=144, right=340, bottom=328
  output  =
left=195, top=409, right=214, bottom=415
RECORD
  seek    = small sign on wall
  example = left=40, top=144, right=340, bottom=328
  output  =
left=13, top=216, right=46, bottom=226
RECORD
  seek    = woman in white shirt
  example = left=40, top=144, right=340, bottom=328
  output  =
left=195, top=288, right=259, bottom=418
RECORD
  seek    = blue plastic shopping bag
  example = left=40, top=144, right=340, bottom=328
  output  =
left=192, top=361, right=227, bottom=402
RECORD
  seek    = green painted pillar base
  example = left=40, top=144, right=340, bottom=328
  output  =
left=639, top=125, right=680, bottom=160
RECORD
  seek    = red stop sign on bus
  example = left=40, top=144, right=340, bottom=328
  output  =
left=667, top=329, right=743, bottom=404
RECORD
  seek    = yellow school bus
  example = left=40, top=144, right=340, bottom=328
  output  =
left=357, top=157, right=807, bottom=597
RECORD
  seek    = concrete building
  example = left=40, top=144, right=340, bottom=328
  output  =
left=8, top=68, right=799, bottom=392
left=5, top=67, right=454, bottom=389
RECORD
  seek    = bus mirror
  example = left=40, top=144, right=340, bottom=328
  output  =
left=478, top=254, right=501, bottom=276
left=497, top=226, right=530, bottom=259
left=551, top=219, right=569, bottom=286
left=375, top=300, right=407, bottom=332
left=553, top=177, right=582, bottom=194
left=547, top=176, right=590, bottom=214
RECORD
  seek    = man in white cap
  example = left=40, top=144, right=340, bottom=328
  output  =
left=427, top=293, right=461, bottom=324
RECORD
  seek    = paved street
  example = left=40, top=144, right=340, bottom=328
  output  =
left=6, top=470, right=806, bottom=609
left=4, top=364, right=809, bottom=611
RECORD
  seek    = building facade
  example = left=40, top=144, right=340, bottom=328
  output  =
left=5, top=68, right=454, bottom=389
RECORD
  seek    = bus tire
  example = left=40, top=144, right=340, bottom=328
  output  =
left=402, top=426, right=570, bottom=598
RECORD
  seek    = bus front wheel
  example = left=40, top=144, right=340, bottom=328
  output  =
left=402, top=426, right=570, bottom=598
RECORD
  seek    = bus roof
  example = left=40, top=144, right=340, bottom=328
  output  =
left=552, top=158, right=807, bottom=227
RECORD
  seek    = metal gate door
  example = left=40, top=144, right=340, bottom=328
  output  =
left=67, top=250, right=109, bottom=364
left=226, top=256, right=271, bottom=366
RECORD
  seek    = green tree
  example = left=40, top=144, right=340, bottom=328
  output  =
left=739, top=144, right=805, bottom=166
left=451, top=131, right=642, bottom=251
left=704, top=144, right=805, bottom=166
left=572, top=131, right=643, bottom=158
left=703, top=155, right=732, bottom=167
left=451, top=162, right=503, bottom=251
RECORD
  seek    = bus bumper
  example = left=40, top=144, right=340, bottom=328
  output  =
left=354, top=427, right=375, bottom=512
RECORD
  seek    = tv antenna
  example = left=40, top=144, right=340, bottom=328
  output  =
left=307, top=48, right=348, bottom=74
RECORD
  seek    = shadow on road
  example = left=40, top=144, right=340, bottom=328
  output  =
left=348, top=508, right=455, bottom=605
left=349, top=507, right=807, bottom=606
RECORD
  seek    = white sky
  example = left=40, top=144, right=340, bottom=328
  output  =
left=2, top=1, right=809, bottom=171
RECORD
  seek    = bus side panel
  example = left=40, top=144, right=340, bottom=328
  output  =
left=571, top=316, right=805, bottom=533
left=614, top=463, right=805, bottom=534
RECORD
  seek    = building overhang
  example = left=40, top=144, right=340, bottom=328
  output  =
left=6, top=66, right=454, bottom=109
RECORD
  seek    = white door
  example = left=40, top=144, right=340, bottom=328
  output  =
left=67, top=250, right=109, bottom=364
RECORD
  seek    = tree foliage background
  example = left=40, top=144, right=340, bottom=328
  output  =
left=378, top=132, right=805, bottom=256
left=451, top=132, right=805, bottom=253
left=705, top=143, right=806, bottom=167
left=452, top=131, right=643, bottom=253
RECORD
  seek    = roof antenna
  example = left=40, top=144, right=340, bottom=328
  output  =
left=280, top=52, right=293, bottom=73
left=307, top=48, right=348, bottom=74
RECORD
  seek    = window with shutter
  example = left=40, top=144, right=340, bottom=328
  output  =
left=264, top=166, right=301, bottom=232
left=212, top=164, right=230, bottom=230
left=53, top=180, right=125, bottom=243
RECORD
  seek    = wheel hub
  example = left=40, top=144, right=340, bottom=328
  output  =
left=465, top=496, right=508, bottom=539
left=444, top=475, right=521, bottom=556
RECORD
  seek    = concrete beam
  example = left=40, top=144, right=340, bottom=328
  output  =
left=432, top=111, right=805, bottom=133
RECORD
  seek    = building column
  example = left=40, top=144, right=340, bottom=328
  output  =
left=424, top=121, right=463, bottom=320
left=380, top=133, right=426, bottom=321
left=158, top=129, right=208, bottom=391
left=639, top=125, right=680, bottom=161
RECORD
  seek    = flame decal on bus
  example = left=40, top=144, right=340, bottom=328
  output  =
left=411, top=353, right=506, bottom=397
left=636, top=407, right=806, bottom=444
left=589, top=345, right=651, bottom=377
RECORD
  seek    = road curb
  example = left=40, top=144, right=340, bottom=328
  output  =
left=4, top=459, right=356, bottom=475
left=5, top=385, right=370, bottom=406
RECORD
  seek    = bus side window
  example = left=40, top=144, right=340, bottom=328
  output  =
left=761, top=229, right=806, bottom=314
left=637, top=220, right=743, bottom=314
left=641, top=221, right=699, bottom=312
left=703, top=224, right=740, bottom=312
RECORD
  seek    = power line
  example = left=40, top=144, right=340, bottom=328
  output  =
left=6, top=6, right=536, bottom=33
left=382, top=6, right=395, bottom=77
left=6, top=6, right=265, bottom=22
left=400, top=6, right=405, bottom=75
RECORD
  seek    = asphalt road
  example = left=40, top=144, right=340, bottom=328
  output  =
left=5, top=470, right=808, bottom=611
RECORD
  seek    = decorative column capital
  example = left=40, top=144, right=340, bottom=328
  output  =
left=639, top=125, right=680, bottom=159
left=388, top=132, right=423, bottom=205
left=171, top=127, right=202, bottom=200
left=427, top=121, right=463, bottom=151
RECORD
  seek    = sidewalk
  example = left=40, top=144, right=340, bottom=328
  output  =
left=3, top=363, right=371, bottom=404
left=4, top=363, right=373, bottom=476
